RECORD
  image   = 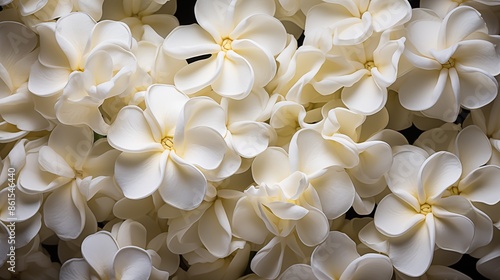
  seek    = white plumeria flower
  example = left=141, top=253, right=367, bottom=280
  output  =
left=416, top=124, right=500, bottom=251
left=102, top=0, right=178, bottom=40
left=15, top=0, right=104, bottom=29
left=311, top=32, right=405, bottom=115
left=0, top=21, right=53, bottom=143
left=18, top=124, right=119, bottom=239
left=60, top=230, right=164, bottom=280
left=163, top=0, right=287, bottom=99
left=399, top=6, right=500, bottom=122
left=280, top=231, right=393, bottom=280
left=108, top=84, right=238, bottom=210
left=55, top=43, right=142, bottom=135
left=161, top=183, right=246, bottom=259
left=363, top=146, right=483, bottom=277
left=232, top=147, right=334, bottom=278
left=304, top=0, right=412, bottom=48
left=28, top=12, right=133, bottom=97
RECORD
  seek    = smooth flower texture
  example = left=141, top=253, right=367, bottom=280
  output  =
left=367, top=146, right=482, bottom=277
left=163, top=0, right=287, bottom=99
left=102, top=0, right=178, bottom=40
left=0, top=21, right=53, bottom=142
left=399, top=6, right=500, bottom=122
left=18, top=124, right=119, bottom=239
left=467, top=95, right=500, bottom=165
left=60, top=231, right=162, bottom=280
left=222, top=88, right=278, bottom=159
left=29, top=12, right=133, bottom=97
left=108, top=84, right=237, bottom=210
left=16, top=0, right=104, bottom=29
left=304, top=0, right=412, bottom=48
left=311, top=31, right=405, bottom=115
left=232, top=147, right=330, bottom=278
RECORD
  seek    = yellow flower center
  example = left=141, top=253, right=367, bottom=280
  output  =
left=161, top=136, right=174, bottom=150
left=221, top=37, right=233, bottom=52
left=420, top=203, right=432, bottom=215
left=75, top=170, right=84, bottom=178
left=450, top=186, right=460, bottom=195
left=364, top=61, right=375, bottom=74
left=442, top=58, right=455, bottom=69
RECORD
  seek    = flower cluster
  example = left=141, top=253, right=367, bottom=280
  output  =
left=1, top=0, right=500, bottom=279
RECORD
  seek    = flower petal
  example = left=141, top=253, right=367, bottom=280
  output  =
left=44, top=184, right=85, bottom=239
left=388, top=215, right=435, bottom=277
left=311, top=231, right=359, bottom=280
left=374, top=194, right=424, bottom=237
left=230, top=14, right=286, bottom=55
left=176, top=126, right=226, bottom=170
left=290, top=129, right=358, bottom=176
left=290, top=205, right=324, bottom=243
left=419, top=151, right=462, bottom=203
left=38, top=146, right=75, bottom=178
left=279, top=264, right=315, bottom=280
left=456, top=65, right=498, bottom=110
left=48, top=124, right=93, bottom=170
left=309, top=169, right=355, bottom=219
left=459, top=165, right=500, bottom=205
left=455, top=125, right=492, bottom=176
left=199, top=200, right=232, bottom=258
left=369, top=0, right=411, bottom=31
left=113, top=247, right=152, bottom=280
left=439, top=6, right=488, bottom=47
left=159, top=153, right=206, bottom=210
left=398, top=69, right=444, bottom=111
left=82, top=231, right=119, bottom=278
left=232, top=196, right=269, bottom=244
left=454, top=40, right=500, bottom=75
left=341, top=253, right=393, bottom=280
left=145, top=84, right=188, bottom=137
left=433, top=203, right=474, bottom=253
left=251, top=236, right=285, bottom=280
left=28, top=60, right=71, bottom=97
left=231, top=39, right=276, bottom=88
left=252, top=147, right=291, bottom=185
left=230, top=121, right=273, bottom=158
left=60, top=259, right=92, bottom=280
left=174, top=52, right=224, bottom=95
left=55, top=13, right=95, bottom=70
left=342, top=75, right=386, bottom=115
left=108, top=106, right=163, bottom=153
left=163, top=24, right=220, bottom=59
left=115, top=151, right=167, bottom=199
left=212, top=51, right=254, bottom=99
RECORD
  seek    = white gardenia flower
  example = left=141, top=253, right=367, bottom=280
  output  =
left=304, top=0, right=412, bottom=48
left=363, top=146, right=484, bottom=277
left=0, top=21, right=53, bottom=143
left=163, top=0, right=287, bottom=99
left=280, top=231, right=393, bottom=280
left=399, top=6, right=500, bottom=122
left=107, top=84, right=239, bottom=210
